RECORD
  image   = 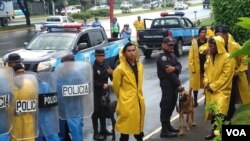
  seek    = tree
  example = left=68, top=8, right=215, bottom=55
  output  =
left=17, top=0, right=31, bottom=25
left=212, top=0, right=250, bottom=44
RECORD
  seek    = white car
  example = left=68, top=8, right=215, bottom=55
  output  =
left=174, top=2, right=188, bottom=10
left=120, top=1, right=132, bottom=9
left=61, top=5, right=81, bottom=15
left=35, top=16, right=77, bottom=32
left=89, top=5, right=110, bottom=11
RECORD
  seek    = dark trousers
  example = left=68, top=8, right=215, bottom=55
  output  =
left=120, top=132, right=144, bottom=141
left=92, top=105, right=106, bottom=134
left=112, top=32, right=119, bottom=38
left=227, top=76, right=239, bottom=120
left=160, top=85, right=178, bottom=122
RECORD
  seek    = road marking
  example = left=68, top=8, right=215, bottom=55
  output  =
left=0, top=42, right=12, bottom=45
left=143, top=96, right=205, bottom=140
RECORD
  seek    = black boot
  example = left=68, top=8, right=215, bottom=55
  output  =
left=205, top=130, right=215, bottom=140
left=166, top=121, right=179, bottom=133
left=160, top=122, right=177, bottom=138
left=193, top=91, right=198, bottom=107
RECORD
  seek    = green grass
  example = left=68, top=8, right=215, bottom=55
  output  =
left=231, top=104, right=250, bottom=124
left=200, top=17, right=214, bottom=27
left=0, top=25, right=34, bottom=32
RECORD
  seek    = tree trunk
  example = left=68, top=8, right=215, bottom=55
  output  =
left=51, top=0, right=55, bottom=15
left=17, top=0, right=31, bottom=25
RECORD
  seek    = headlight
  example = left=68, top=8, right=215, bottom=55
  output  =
left=37, top=59, right=56, bottom=71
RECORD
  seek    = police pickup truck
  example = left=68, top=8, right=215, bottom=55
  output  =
left=3, top=24, right=129, bottom=72
left=137, top=12, right=199, bottom=58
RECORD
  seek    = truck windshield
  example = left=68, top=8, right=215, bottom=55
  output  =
left=26, top=34, right=74, bottom=50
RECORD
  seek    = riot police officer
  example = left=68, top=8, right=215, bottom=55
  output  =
left=92, top=49, right=113, bottom=140
left=156, top=37, right=183, bottom=138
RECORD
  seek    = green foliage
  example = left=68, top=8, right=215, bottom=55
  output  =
left=212, top=0, right=250, bottom=44
left=231, top=104, right=250, bottom=124
left=229, top=17, right=250, bottom=58
left=205, top=101, right=229, bottom=141
left=205, top=101, right=219, bottom=115
left=71, top=9, right=109, bottom=19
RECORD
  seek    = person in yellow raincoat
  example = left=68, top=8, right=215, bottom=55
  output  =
left=206, top=25, right=214, bottom=38
left=10, top=63, right=38, bottom=141
left=188, top=26, right=207, bottom=107
left=112, top=42, right=145, bottom=141
left=214, top=26, right=250, bottom=120
left=133, top=16, right=145, bottom=39
left=203, top=36, right=235, bottom=140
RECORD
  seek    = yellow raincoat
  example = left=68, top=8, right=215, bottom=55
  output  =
left=112, top=49, right=145, bottom=134
left=206, top=28, right=214, bottom=38
left=204, top=36, right=235, bottom=120
left=10, top=78, right=38, bottom=141
left=188, top=38, right=205, bottom=90
left=133, top=20, right=145, bottom=31
left=227, top=41, right=250, bottom=104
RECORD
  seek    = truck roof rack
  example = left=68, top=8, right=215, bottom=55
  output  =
left=160, top=12, right=185, bottom=17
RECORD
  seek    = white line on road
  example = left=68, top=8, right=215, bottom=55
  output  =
left=143, top=96, right=205, bottom=140
left=0, top=42, right=12, bottom=45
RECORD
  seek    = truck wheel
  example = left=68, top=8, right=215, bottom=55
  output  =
left=143, top=50, right=152, bottom=58
left=174, top=40, right=183, bottom=57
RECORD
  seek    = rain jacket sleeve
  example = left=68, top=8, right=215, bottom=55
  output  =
left=112, top=68, right=122, bottom=99
left=189, top=39, right=196, bottom=73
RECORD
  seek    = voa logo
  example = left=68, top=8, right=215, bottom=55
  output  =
left=226, top=129, right=246, bottom=136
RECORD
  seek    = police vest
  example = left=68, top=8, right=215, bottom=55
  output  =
left=111, top=22, right=119, bottom=33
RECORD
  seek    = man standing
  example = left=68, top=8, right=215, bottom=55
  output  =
left=111, top=17, right=120, bottom=38
left=92, top=17, right=102, bottom=27
left=156, top=37, right=182, bottom=138
left=133, top=16, right=144, bottom=38
left=92, top=49, right=113, bottom=140
left=112, top=42, right=145, bottom=141
left=0, top=53, right=23, bottom=141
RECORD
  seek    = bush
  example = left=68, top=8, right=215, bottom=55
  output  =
left=212, top=0, right=250, bottom=44
left=71, top=9, right=109, bottom=19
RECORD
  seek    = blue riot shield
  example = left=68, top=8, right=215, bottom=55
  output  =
left=55, top=61, right=93, bottom=119
left=10, top=72, right=39, bottom=140
left=37, top=72, right=59, bottom=137
left=0, top=67, right=13, bottom=135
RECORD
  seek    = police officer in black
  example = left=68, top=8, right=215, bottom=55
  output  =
left=157, top=37, right=183, bottom=138
left=92, top=48, right=113, bottom=140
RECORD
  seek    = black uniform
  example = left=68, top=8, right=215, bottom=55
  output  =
left=156, top=51, right=182, bottom=126
left=92, top=60, right=112, bottom=135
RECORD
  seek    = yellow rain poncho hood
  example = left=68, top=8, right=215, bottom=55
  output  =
left=112, top=48, right=145, bottom=134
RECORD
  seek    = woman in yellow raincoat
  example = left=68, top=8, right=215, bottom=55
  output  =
left=112, top=42, right=145, bottom=141
left=188, top=26, right=207, bottom=107
left=203, top=36, right=235, bottom=140
left=214, top=26, right=250, bottom=120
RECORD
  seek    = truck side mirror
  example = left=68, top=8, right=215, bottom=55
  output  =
left=78, top=43, right=88, bottom=51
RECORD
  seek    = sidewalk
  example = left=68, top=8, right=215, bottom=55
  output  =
left=145, top=96, right=212, bottom=141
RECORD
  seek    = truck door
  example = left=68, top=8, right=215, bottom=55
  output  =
left=182, top=18, right=197, bottom=45
left=144, top=19, right=153, bottom=29
left=74, top=32, right=93, bottom=63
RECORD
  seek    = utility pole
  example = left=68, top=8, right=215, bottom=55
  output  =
left=109, top=0, right=114, bottom=38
